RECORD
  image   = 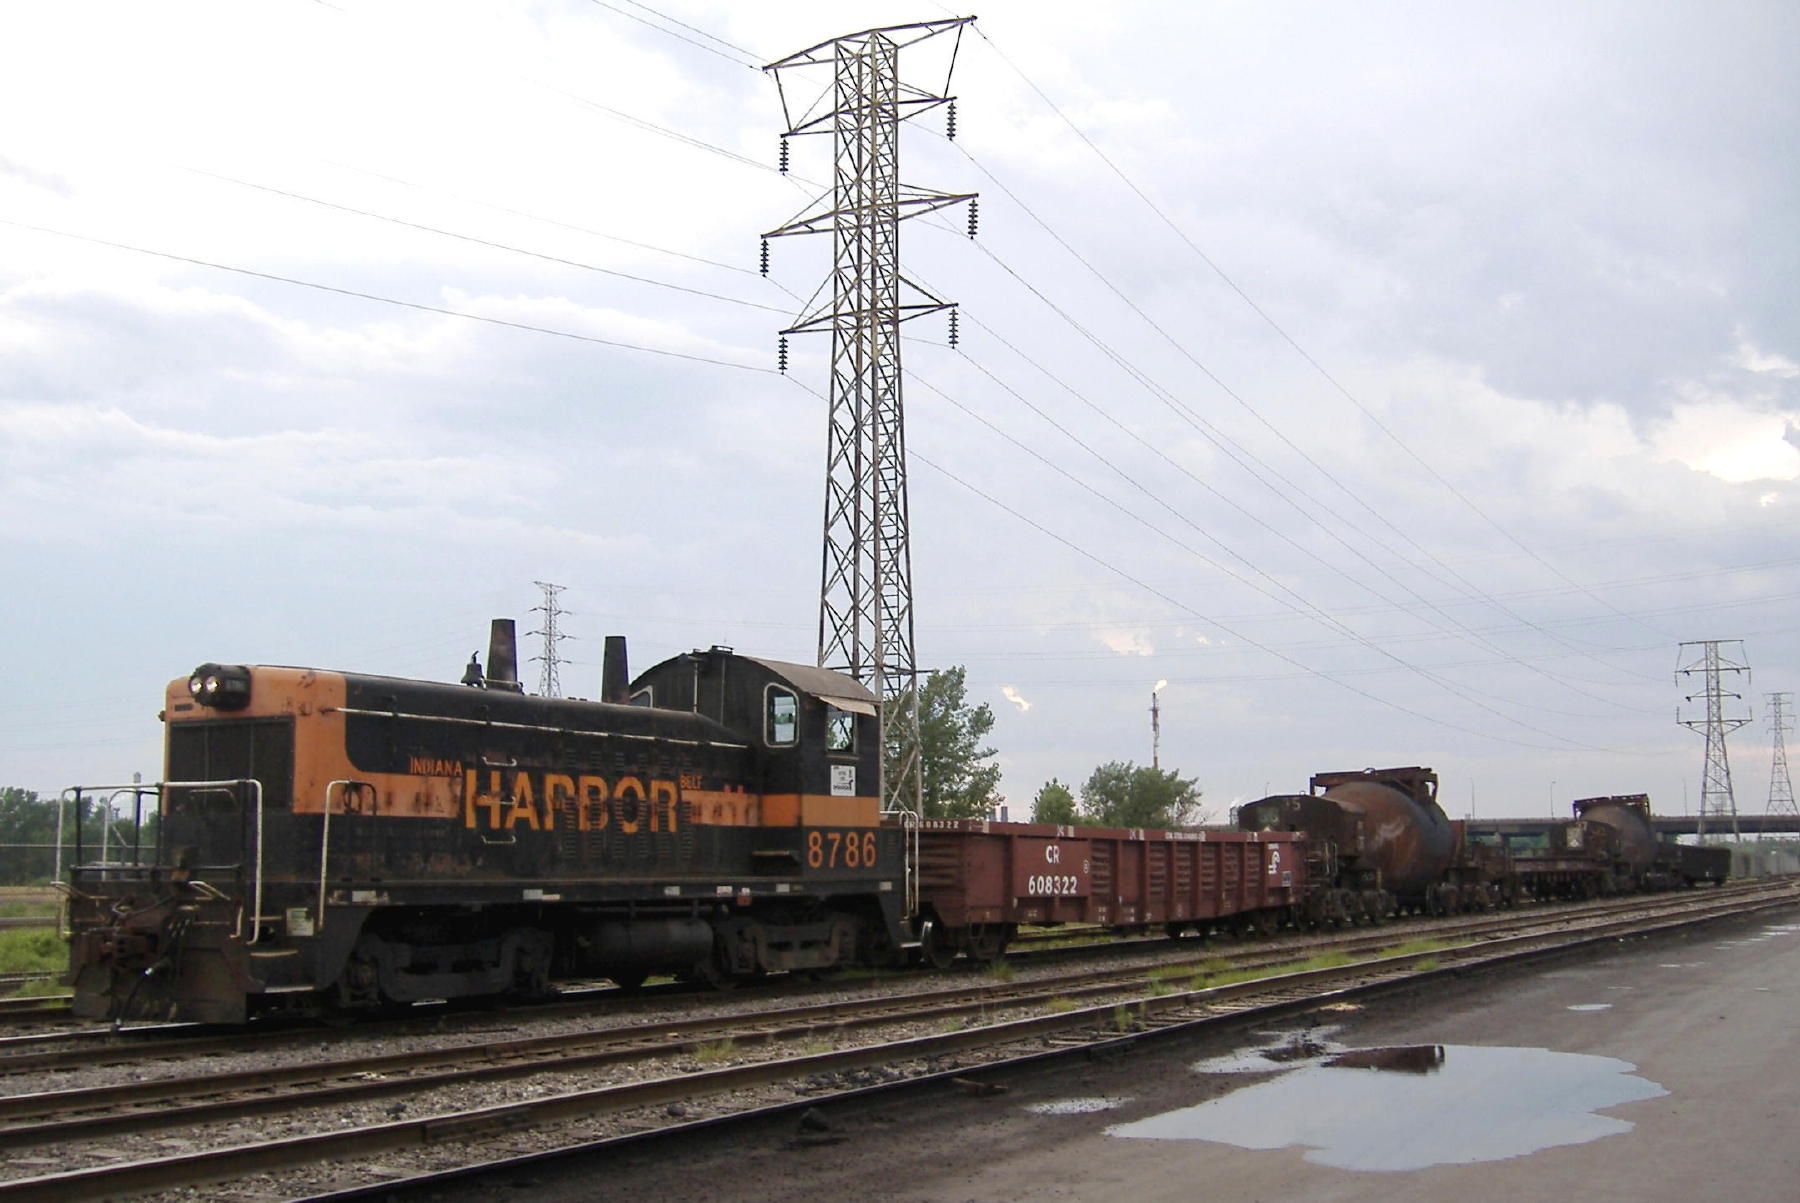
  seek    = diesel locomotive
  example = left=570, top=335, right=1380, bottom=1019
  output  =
left=64, top=624, right=909, bottom=1022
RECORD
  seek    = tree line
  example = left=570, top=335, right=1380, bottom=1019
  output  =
left=887, top=667, right=1205, bottom=830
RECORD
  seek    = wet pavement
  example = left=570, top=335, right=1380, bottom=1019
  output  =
left=497, top=905, right=1800, bottom=1202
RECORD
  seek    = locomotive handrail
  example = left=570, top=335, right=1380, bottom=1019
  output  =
left=319, top=780, right=373, bottom=934
left=328, top=705, right=751, bottom=749
left=882, top=804, right=921, bottom=915
left=155, top=779, right=265, bottom=942
left=56, top=782, right=160, bottom=880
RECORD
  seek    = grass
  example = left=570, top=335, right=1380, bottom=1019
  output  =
left=692, top=1038, right=736, bottom=1063
left=1043, top=995, right=1077, bottom=1013
left=0, top=902, right=57, bottom=920
left=1380, top=937, right=1458, bottom=957
left=984, top=961, right=1015, bottom=983
left=0, top=928, right=65, bottom=977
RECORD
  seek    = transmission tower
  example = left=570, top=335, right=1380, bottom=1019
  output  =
left=1676, top=640, right=1751, bottom=842
left=763, top=18, right=977, bottom=816
left=529, top=581, right=572, bottom=698
left=1765, top=691, right=1798, bottom=835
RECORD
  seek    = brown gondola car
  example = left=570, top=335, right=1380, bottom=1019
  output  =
left=912, top=820, right=1308, bottom=964
left=64, top=630, right=906, bottom=1022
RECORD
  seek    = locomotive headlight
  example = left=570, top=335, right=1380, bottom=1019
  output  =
left=188, top=663, right=252, bottom=710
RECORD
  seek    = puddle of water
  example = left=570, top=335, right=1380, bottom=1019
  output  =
left=1108, top=1044, right=1666, bottom=1171
left=1024, top=1097, right=1129, bottom=1116
left=1566, top=1003, right=1612, bottom=1012
left=1190, top=1028, right=1341, bottom=1075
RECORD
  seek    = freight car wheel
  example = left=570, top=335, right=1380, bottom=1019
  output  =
left=917, top=918, right=958, bottom=970
left=959, top=923, right=1012, bottom=963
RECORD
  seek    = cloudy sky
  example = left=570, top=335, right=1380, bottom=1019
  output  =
left=3, top=0, right=1796, bottom=824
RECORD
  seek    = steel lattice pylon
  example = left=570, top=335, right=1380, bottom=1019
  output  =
left=1677, top=640, right=1752, bottom=843
left=529, top=581, right=570, bottom=698
left=764, top=19, right=976, bottom=817
left=1765, top=691, right=1798, bottom=833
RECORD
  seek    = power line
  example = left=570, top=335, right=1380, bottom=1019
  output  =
left=1, top=218, right=775, bottom=374
left=903, top=440, right=1619, bottom=754
left=188, top=169, right=789, bottom=315
left=964, top=24, right=1678, bottom=646
left=585, top=0, right=761, bottom=69
left=931, top=164, right=1667, bottom=695
left=909, top=368, right=1639, bottom=736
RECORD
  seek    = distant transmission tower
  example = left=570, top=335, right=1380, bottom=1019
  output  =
left=763, top=18, right=977, bottom=816
left=1765, top=691, right=1798, bottom=836
left=1677, top=640, right=1751, bottom=842
left=529, top=581, right=571, bottom=698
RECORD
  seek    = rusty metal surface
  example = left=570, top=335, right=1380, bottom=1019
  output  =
left=1572, top=795, right=1659, bottom=876
left=1239, top=768, right=1454, bottom=900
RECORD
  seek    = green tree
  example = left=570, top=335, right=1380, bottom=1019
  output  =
left=888, top=666, right=1002, bottom=819
left=1080, top=761, right=1203, bottom=830
left=1032, top=778, right=1077, bottom=824
left=0, top=788, right=56, bottom=884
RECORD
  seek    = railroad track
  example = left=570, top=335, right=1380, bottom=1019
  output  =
left=0, top=879, right=1793, bottom=1201
left=0, top=879, right=1773, bottom=1072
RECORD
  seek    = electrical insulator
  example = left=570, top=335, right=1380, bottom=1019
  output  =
left=779, top=137, right=790, bottom=174
left=966, top=197, right=980, bottom=239
left=948, top=308, right=959, bottom=347
left=760, top=238, right=770, bottom=277
left=778, top=335, right=789, bottom=374
left=946, top=101, right=957, bottom=141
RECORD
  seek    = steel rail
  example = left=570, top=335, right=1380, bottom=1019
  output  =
left=0, top=884, right=1793, bottom=1201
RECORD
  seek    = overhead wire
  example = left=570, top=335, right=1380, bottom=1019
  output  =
left=186, top=168, right=792, bottom=315
left=963, top=23, right=1682, bottom=646
left=0, top=218, right=776, bottom=375
left=925, top=162, right=1667, bottom=694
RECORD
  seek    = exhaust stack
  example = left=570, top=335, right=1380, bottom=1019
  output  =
left=602, top=635, right=630, bottom=704
left=486, top=619, right=523, bottom=692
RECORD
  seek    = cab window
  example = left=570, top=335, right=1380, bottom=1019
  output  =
left=766, top=688, right=798, bottom=746
left=825, top=705, right=855, bottom=752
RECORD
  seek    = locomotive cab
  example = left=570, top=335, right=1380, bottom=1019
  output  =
left=629, top=646, right=881, bottom=810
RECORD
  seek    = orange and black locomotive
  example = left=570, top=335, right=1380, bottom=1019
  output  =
left=65, top=625, right=905, bottom=1022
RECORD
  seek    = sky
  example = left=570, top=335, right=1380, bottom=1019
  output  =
left=3, top=0, right=1797, bottom=824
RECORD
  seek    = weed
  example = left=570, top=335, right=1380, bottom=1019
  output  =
left=1043, top=996, right=1077, bottom=1013
left=693, top=1038, right=736, bottom=1063
left=11, top=977, right=68, bottom=1000
left=985, top=961, right=1015, bottom=983
left=0, top=928, right=66, bottom=976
